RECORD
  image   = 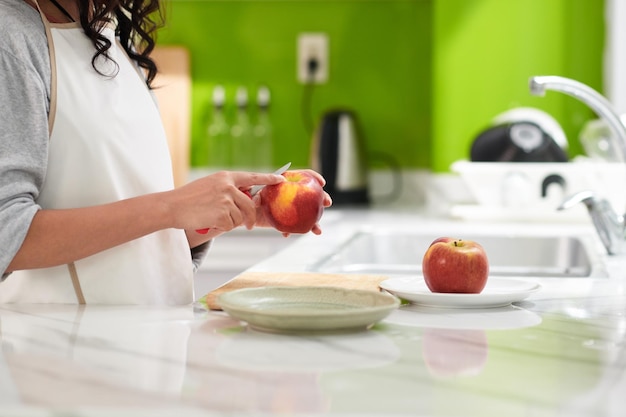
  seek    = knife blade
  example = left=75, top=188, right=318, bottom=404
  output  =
left=245, top=162, right=292, bottom=198
left=196, top=162, right=292, bottom=234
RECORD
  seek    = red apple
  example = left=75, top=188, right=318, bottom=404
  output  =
left=259, top=171, right=325, bottom=234
left=422, top=237, right=489, bottom=293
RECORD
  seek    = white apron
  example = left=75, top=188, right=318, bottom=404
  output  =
left=0, top=5, right=194, bottom=304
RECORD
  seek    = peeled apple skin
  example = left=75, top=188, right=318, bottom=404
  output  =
left=422, top=237, right=489, bottom=294
left=260, top=171, right=324, bottom=234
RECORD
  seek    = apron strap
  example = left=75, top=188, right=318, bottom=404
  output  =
left=67, top=263, right=86, bottom=304
left=34, top=0, right=79, bottom=302
left=31, top=0, right=59, bottom=137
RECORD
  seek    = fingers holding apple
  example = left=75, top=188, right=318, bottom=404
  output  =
left=288, top=169, right=333, bottom=208
left=259, top=170, right=330, bottom=234
left=422, top=237, right=489, bottom=294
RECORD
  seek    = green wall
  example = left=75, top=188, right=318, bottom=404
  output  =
left=158, top=0, right=604, bottom=172
left=432, top=0, right=605, bottom=172
left=159, top=0, right=431, bottom=170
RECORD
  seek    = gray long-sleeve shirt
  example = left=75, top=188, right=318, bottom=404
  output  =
left=0, top=0, right=209, bottom=277
left=0, top=0, right=50, bottom=275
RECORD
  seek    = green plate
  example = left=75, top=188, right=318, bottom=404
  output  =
left=217, top=286, right=400, bottom=334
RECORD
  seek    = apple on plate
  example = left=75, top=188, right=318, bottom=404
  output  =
left=259, top=171, right=325, bottom=234
left=422, top=237, right=489, bottom=294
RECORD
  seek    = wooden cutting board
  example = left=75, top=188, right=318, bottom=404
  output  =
left=151, top=46, right=191, bottom=188
left=202, top=271, right=390, bottom=310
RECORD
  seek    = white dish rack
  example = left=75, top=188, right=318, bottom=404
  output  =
left=449, top=159, right=626, bottom=222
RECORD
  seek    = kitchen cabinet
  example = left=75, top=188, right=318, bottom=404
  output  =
left=152, top=46, right=191, bottom=188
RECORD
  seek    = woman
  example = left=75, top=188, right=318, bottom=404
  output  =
left=0, top=0, right=331, bottom=304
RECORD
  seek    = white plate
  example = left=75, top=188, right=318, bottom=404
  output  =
left=379, top=276, right=540, bottom=309
left=217, top=286, right=400, bottom=334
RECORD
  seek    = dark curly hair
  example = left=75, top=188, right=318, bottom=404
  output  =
left=77, top=0, right=163, bottom=88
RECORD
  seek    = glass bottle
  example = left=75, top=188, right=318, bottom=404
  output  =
left=206, top=85, right=230, bottom=169
left=253, top=86, right=273, bottom=171
left=230, top=86, right=253, bottom=169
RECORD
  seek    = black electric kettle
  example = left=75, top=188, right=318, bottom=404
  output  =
left=310, top=109, right=370, bottom=205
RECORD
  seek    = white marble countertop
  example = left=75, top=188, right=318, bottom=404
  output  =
left=1, top=207, right=625, bottom=416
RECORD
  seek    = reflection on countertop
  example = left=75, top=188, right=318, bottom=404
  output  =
left=0, top=208, right=625, bottom=416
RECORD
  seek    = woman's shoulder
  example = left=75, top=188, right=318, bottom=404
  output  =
left=0, top=0, right=48, bottom=57
left=0, top=0, right=50, bottom=84
left=0, top=0, right=44, bottom=29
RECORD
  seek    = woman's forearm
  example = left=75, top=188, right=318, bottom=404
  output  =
left=7, top=192, right=175, bottom=271
left=6, top=171, right=287, bottom=272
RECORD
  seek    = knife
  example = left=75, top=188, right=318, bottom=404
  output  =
left=196, top=162, right=292, bottom=234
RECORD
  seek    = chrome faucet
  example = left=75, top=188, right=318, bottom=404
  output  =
left=558, top=191, right=626, bottom=255
left=529, top=75, right=626, bottom=255
left=529, top=75, right=626, bottom=162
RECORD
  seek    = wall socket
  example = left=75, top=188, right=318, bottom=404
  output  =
left=297, top=33, right=328, bottom=84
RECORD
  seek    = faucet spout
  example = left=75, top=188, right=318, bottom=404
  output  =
left=558, top=191, right=626, bottom=255
left=529, top=75, right=626, bottom=162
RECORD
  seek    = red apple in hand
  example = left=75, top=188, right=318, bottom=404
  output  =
left=259, top=171, right=325, bottom=234
left=422, top=237, right=489, bottom=293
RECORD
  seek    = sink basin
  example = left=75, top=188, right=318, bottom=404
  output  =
left=309, top=230, right=595, bottom=278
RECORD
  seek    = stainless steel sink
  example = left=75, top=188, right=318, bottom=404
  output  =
left=309, top=230, right=595, bottom=278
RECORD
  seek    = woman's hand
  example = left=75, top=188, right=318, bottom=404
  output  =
left=253, top=169, right=333, bottom=236
left=166, top=171, right=285, bottom=235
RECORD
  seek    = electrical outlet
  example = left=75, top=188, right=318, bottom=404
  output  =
left=297, top=33, right=328, bottom=84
